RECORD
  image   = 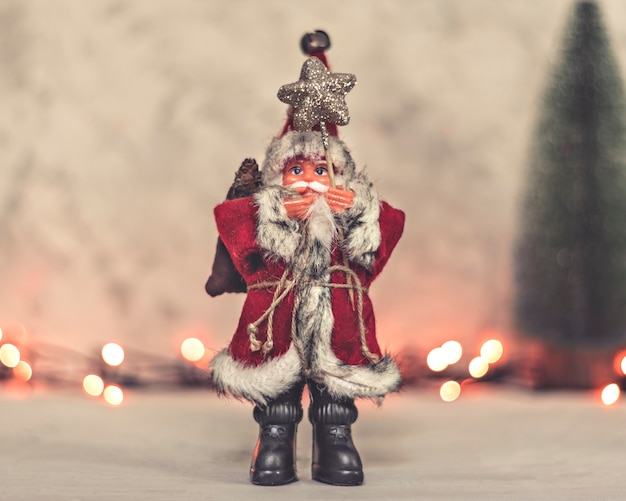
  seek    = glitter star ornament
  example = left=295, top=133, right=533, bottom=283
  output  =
left=277, top=56, right=357, bottom=131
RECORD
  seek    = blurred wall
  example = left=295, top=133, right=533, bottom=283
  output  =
left=2, top=0, right=626, bottom=360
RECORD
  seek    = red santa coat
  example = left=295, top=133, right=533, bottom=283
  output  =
left=210, top=176, right=405, bottom=405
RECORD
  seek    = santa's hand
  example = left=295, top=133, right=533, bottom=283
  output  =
left=325, top=187, right=354, bottom=213
left=284, top=195, right=316, bottom=219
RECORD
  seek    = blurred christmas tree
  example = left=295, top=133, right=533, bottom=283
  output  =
left=515, top=1, right=626, bottom=386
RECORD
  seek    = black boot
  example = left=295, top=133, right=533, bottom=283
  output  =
left=250, top=383, right=304, bottom=486
left=308, top=382, right=364, bottom=486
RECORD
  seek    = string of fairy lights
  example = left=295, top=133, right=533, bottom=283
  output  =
left=1, top=322, right=626, bottom=407
left=0, top=322, right=212, bottom=406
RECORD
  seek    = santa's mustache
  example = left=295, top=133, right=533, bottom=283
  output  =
left=288, top=180, right=329, bottom=194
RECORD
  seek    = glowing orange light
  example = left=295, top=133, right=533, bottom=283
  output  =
left=103, top=385, right=124, bottom=406
left=480, top=339, right=503, bottom=364
left=426, top=347, right=449, bottom=372
left=440, top=380, right=461, bottom=402
left=180, top=337, right=206, bottom=362
left=0, top=326, right=3, bottom=342
left=611, top=351, right=626, bottom=375
left=601, top=383, right=620, bottom=406
left=468, top=356, right=489, bottom=378
left=83, top=374, right=105, bottom=397
left=13, top=360, right=32, bottom=381
left=441, top=340, right=463, bottom=365
left=101, top=343, right=125, bottom=367
left=0, top=343, right=21, bottom=368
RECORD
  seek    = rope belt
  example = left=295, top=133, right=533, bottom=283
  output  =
left=246, top=264, right=380, bottom=365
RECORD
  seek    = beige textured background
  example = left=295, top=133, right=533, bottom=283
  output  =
left=2, top=0, right=626, bottom=361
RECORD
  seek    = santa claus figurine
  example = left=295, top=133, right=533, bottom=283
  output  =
left=208, top=31, right=405, bottom=486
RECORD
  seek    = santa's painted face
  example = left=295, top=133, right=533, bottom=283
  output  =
left=282, top=158, right=330, bottom=195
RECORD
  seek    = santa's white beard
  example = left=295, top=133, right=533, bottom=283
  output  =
left=284, top=179, right=343, bottom=254
left=305, top=194, right=337, bottom=252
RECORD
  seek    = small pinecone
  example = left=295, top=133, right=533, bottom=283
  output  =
left=226, top=158, right=263, bottom=200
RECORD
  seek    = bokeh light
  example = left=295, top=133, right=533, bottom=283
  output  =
left=426, top=347, right=449, bottom=372
left=440, top=380, right=461, bottom=402
left=601, top=383, right=620, bottom=406
left=441, top=340, right=463, bottom=365
left=180, top=337, right=206, bottom=362
left=480, top=339, right=504, bottom=364
left=0, top=343, right=21, bottom=368
left=83, top=374, right=105, bottom=397
left=14, top=361, right=32, bottom=381
left=612, top=351, right=626, bottom=376
left=468, top=356, right=489, bottom=378
left=0, top=326, right=3, bottom=342
left=103, top=384, right=124, bottom=406
left=101, top=343, right=125, bottom=367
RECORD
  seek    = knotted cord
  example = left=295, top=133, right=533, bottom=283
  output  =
left=246, top=223, right=380, bottom=366
left=247, top=265, right=379, bottom=365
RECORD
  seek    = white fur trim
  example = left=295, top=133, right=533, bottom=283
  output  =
left=305, top=196, right=337, bottom=254
left=310, top=352, right=402, bottom=400
left=262, top=131, right=356, bottom=185
left=298, top=273, right=401, bottom=400
left=210, top=345, right=303, bottom=406
left=254, top=186, right=302, bottom=265
left=339, top=172, right=382, bottom=271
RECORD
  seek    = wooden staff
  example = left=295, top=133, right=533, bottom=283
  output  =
left=319, top=121, right=336, bottom=188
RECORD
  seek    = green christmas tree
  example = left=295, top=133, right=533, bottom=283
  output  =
left=515, top=1, right=626, bottom=350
